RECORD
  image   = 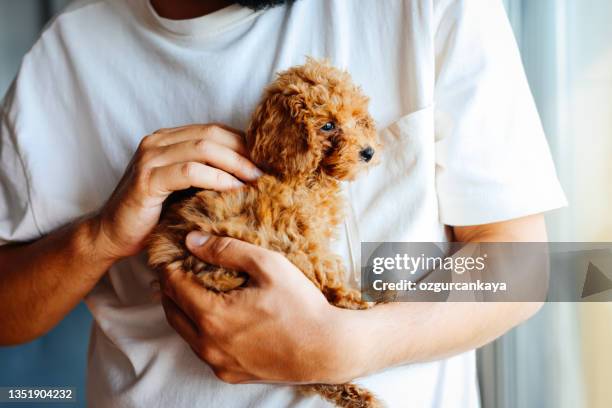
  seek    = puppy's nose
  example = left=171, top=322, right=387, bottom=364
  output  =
left=359, top=146, right=375, bottom=162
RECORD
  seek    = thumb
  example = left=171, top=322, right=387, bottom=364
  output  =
left=185, top=231, right=275, bottom=283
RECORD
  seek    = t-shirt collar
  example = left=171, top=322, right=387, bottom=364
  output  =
left=144, top=0, right=259, bottom=38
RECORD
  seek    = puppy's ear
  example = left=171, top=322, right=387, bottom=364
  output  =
left=246, top=92, right=321, bottom=179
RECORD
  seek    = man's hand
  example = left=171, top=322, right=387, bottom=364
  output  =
left=91, top=124, right=262, bottom=262
left=160, top=232, right=358, bottom=385
left=0, top=123, right=263, bottom=345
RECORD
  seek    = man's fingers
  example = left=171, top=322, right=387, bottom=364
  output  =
left=185, top=233, right=278, bottom=285
left=162, top=288, right=250, bottom=383
left=150, top=124, right=248, bottom=156
left=150, top=139, right=262, bottom=182
left=148, top=162, right=244, bottom=195
left=159, top=267, right=224, bottom=325
left=161, top=295, right=200, bottom=345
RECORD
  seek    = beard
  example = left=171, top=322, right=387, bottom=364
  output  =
left=234, top=0, right=296, bottom=10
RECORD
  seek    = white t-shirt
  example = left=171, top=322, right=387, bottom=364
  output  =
left=0, top=0, right=566, bottom=407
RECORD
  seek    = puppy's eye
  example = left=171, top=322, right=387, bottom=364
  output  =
left=321, top=122, right=335, bottom=131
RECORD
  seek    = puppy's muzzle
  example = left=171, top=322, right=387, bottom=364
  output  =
left=359, top=146, right=375, bottom=162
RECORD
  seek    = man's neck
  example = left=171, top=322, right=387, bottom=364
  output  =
left=151, top=0, right=234, bottom=20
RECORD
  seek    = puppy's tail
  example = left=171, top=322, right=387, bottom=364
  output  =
left=300, top=383, right=384, bottom=408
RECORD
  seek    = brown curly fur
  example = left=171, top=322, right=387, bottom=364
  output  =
left=147, top=58, right=383, bottom=408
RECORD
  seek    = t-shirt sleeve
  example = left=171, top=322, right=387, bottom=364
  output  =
left=0, top=83, right=43, bottom=245
left=433, top=0, right=567, bottom=226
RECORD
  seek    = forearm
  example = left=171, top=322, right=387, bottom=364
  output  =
left=0, top=216, right=114, bottom=345
left=338, top=300, right=539, bottom=378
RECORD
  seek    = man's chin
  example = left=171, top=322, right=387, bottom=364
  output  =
left=234, top=0, right=296, bottom=11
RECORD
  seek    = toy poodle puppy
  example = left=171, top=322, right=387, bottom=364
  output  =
left=148, top=58, right=382, bottom=408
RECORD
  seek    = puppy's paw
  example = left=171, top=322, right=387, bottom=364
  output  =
left=301, top=383, right=384, bottom=408
left=196, top=266, right=248, bottom=292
